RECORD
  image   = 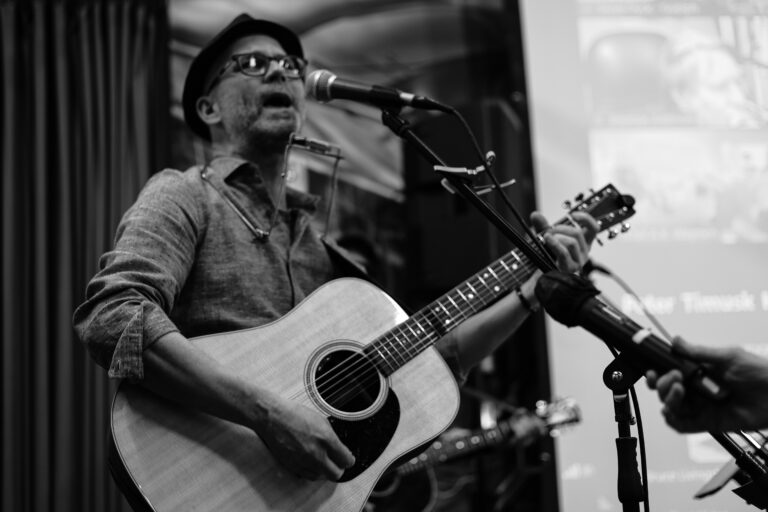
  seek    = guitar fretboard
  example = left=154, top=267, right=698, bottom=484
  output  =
left=364, top=247, right=538, bottom=376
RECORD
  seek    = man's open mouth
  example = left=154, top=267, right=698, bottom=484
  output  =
left=262, top=91, right=294, bottom=108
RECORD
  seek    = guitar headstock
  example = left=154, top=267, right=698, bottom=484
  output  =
left=562, top=184, right=636, bottom=241
left=535, top=397, right=581, bottom=436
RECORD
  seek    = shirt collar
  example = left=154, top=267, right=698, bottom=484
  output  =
left=206, top=156, right=321, bottom=212
left=208, top=155, right=252, bottom=181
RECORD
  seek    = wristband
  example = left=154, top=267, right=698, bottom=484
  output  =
left=515, top=287, right=540, bottom=313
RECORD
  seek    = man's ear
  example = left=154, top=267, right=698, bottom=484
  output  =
left=196, top=95, right=221, bottom=126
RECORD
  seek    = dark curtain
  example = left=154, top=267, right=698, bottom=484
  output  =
left=1, top=1, right=170, bottom=510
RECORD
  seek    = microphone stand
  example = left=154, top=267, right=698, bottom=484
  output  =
left=379, top=108, right=554, bottom=272
left=597, top=311, right=768, bottom=511
left=709, top=432, right=768, bottom=510
left=602, top=353, right=647, bottom=512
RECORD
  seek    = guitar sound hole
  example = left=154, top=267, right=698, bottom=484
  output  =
left=315, top=349, right=381, bottom=414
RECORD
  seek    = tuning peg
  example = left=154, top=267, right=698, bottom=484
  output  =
left=574, top=193, right=585, bottom=202
left=608, top=229, right=618, bottom=239
left=562, top=200, right=572, bottom=210
left=621, top=222, right=631, bottom=233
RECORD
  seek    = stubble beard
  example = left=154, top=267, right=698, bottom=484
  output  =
left=237, top=106, right=300, bottom=155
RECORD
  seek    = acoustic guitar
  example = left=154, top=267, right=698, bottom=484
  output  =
left=109, top=184, right=634, bottom=511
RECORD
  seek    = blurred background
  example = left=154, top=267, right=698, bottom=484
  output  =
left=3, top=0, right=768, bottom=511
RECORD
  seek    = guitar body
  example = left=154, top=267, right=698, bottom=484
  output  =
left=111, top=278, right=460, bottom=512
left=110, top=184, right=634, bottom=512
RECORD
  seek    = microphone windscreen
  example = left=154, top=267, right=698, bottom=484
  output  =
left=534, top=271, right=601, bottom=327
left=305, top=69, right=334, bottom=102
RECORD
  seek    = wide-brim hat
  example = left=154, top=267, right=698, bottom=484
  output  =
left=182, top=13, right=304, bottom=140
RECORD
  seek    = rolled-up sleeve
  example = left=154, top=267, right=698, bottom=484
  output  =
left=73, top=170, right=206, bottom=379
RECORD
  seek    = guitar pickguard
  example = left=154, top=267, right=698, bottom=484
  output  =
left=331, top=390, right=400, bottom=482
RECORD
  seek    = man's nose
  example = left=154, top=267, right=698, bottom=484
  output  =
left=262, top=60, right=287, bottom=82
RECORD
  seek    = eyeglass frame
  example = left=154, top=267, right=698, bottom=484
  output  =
left=205, top=52, right=308, bottom=94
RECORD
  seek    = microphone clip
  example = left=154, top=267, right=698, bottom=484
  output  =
left=433, top=163, right=487, bottom=176
left=436, top=151, right=514, bottom=196
left=433, top=150, right=496, bottom=176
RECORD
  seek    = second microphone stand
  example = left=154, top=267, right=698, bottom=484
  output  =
left=379, top=108, right=554, bottom=273
left=602, top=353, right=647, bottom=512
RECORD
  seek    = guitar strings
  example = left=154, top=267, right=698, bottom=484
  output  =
left=287, top=253, right=531, bottom=407
left=291, top=254, right=537, bottom=409
left=298, top=258, right=535, bottom=409
left=295, top=253, right=538, bottom=407
left=295, top=196, right=616, bottom=408
left=294, top=225, right=553, bottom=404
left=291, top=251, right=530, bottom=404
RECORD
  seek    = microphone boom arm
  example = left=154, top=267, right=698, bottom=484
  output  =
left=379, top=109, right=555, bottom=272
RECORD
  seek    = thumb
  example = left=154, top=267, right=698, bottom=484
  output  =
left=529, top=211, right=550, bottom=233
left=327, top=437, right=355, bottom=468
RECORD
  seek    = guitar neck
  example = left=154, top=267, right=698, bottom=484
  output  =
left=364, top=247, right=539, bottom=376
left=396, top=417, right=520, bottom=475
left=363, top=183, right=637, bottom=377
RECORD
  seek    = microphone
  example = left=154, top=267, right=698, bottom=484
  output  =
left=305, top=69, right=451, bottom=112
left=534, top=271, right=727, bottom=401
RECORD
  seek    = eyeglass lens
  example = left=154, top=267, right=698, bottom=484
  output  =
left=236, top=53, right=304, bottom=77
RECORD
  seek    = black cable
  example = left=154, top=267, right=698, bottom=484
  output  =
left=593, top=262, right=679, bottom=512
left=604, top=343, right=651, bottom=512
left=445, top=101, right=655, bottom=510
left=447, top=97, right=659, bottom=510
left=630, top=376, right=651, bottom=512
left=446, top=106, right=557, bottom=270
left=591, top=263, right=673, bottom=342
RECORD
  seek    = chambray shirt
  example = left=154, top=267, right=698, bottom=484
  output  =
left=73, top=157, right=464, bottom=382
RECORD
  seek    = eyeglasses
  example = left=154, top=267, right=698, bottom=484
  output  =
left=206, top=52, right=307, bottom=93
